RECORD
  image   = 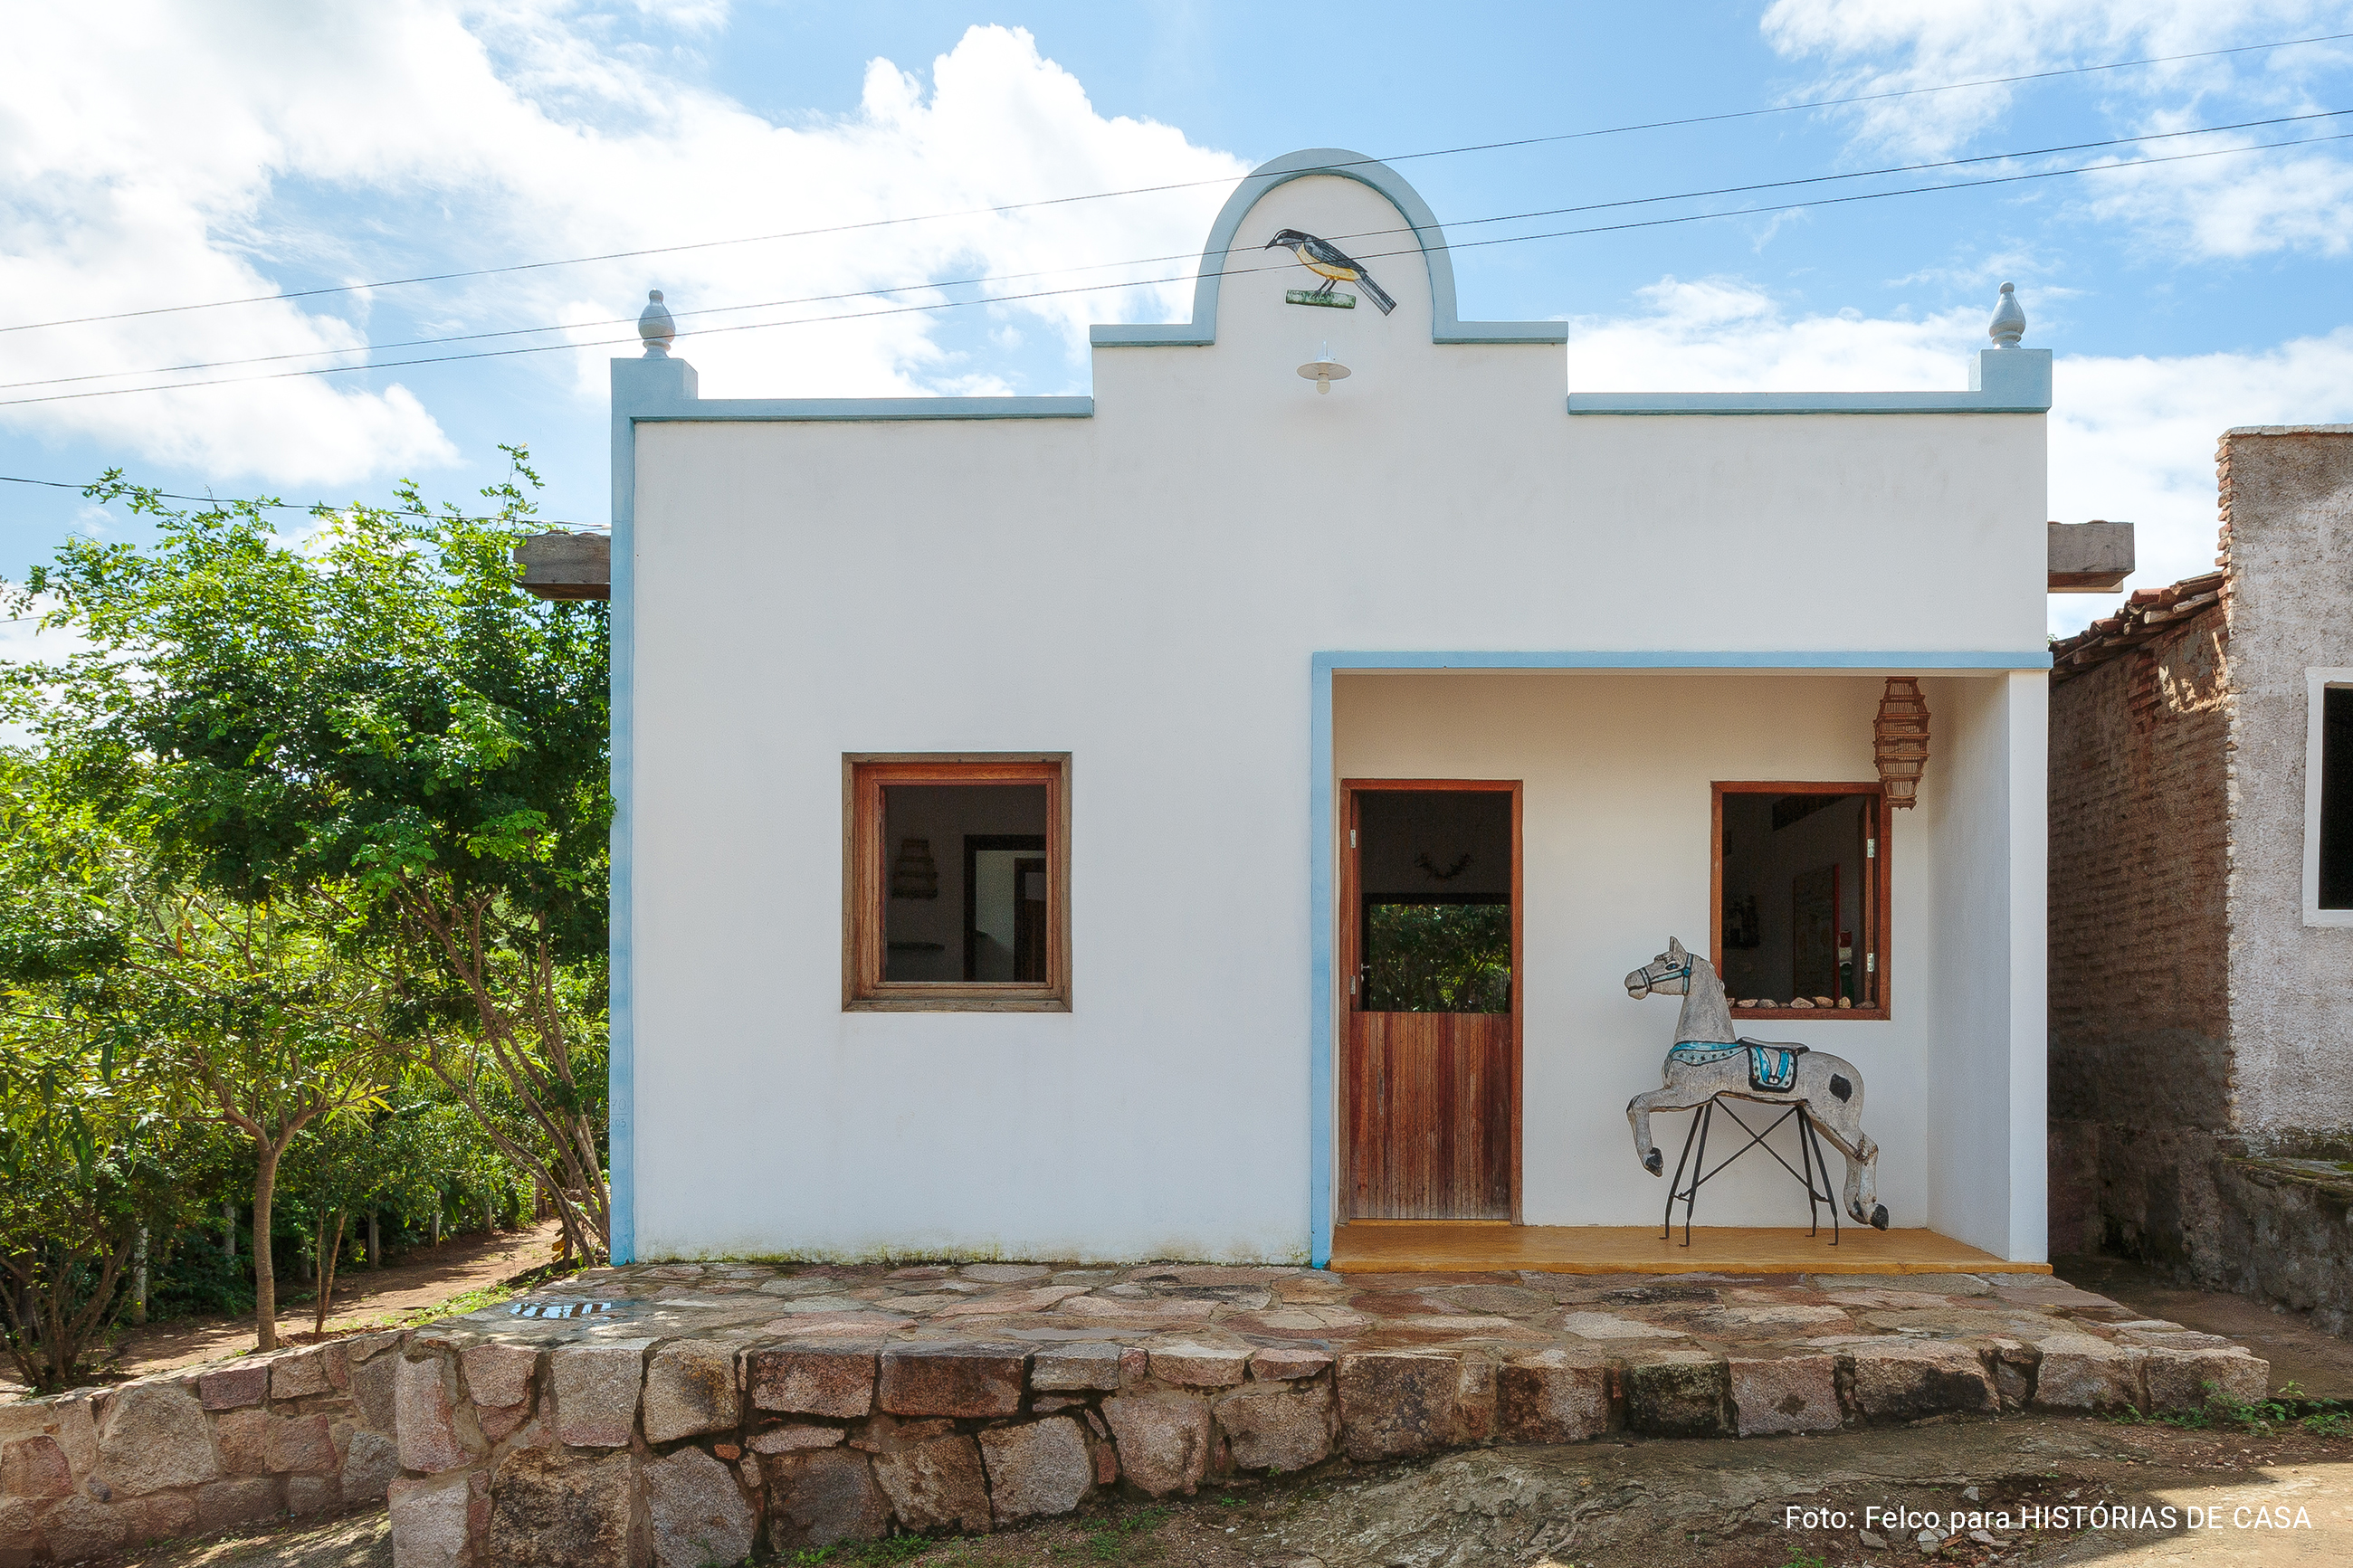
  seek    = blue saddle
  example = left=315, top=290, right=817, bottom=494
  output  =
left=1667, top=1038, right=1808, bottom=1093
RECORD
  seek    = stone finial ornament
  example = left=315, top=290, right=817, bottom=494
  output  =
left=1988, top=281, right=2026, bottom=348
left=638, top=290, right=676, bottom=357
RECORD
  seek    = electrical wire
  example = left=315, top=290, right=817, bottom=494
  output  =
left=0, top=472, right=605, bottom=530
left=8, top=108, right=2343, bottom=396
left=3, top=125, right=2346, bottom=411
left=5, top=27, right=2349, bottom=338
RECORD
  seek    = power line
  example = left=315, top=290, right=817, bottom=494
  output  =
left=5, top=28, right=2350, bottom=339
left=2, top=124, right=2344, bottom=411
left=9, top=107, right=2343, bottom=394
left=7, top=109, right=2346, bottom=399
left=0, top=473, right=605, bottom=531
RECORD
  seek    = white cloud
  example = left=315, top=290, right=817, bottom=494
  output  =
left=1563, top=276, right=2353, bottom=634
left=0, top=5, right=1244, bottom=485
left=1758, top=0, right=2353, bottom=260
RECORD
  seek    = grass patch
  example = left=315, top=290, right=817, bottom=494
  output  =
left=1086, top=1506, right=1170, bottom=1562
left=2110, top=1380, right=2353, bottom=1436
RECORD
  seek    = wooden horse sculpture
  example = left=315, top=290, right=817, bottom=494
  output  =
left=1624, top=937, right=1888, bottom=1230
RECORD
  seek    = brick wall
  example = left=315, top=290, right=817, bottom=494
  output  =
left=2046, top=602, right=2232, bottom=1267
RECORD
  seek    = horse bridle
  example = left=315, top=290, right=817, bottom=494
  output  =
left=1640, top=954, right=1693, bottom=994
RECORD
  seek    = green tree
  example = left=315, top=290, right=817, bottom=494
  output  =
left=6, top=454, right=613, bottom=1260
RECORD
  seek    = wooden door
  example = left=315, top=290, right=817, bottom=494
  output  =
left=1341, top=782, right=1520, bottom=1221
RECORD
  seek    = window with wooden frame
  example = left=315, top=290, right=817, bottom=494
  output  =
left=844, top=755, right=1071, bottom=1012
left=1711, top=782, right=1888, bottom=1021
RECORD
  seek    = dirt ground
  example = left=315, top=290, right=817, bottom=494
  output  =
left=83, top=1413, right=2351, bottom=1568
left=0, top=1222, right=562, bottom=1400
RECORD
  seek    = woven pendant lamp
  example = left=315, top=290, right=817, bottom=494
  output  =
left=1873, top=679, right=1931, bottom=808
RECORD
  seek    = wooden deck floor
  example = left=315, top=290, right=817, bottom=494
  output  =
left=1329, top=1222, right=2051, bottom=1275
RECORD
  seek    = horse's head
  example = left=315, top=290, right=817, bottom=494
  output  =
left=1624, top=936, right=1694, bottom=998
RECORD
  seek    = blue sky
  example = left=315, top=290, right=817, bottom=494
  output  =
left=5, top=1, right=2353, bottom=641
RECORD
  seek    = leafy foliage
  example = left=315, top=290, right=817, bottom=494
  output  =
left=1363, top=902, right=1511, bottom=1012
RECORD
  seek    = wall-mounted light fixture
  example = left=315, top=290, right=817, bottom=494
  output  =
left=1297, top=341, right=1351, bottom=394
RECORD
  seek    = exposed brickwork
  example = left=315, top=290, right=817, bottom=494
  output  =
left=2047, top=597, right=2232, bottom=1268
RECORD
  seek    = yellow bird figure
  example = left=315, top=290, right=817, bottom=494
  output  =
left=1265, top=228, right=1397, bottom=315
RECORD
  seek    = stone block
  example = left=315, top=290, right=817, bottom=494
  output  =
left=388, top=1473, right=475, bottom=1568
left=0, top=1396, right=98, bottom=1487
left=351, top=1352, right=399, bottom=1434
left=0, top=1436, right=72, bottom=1498
left=342, top=1430, right=400, bottom=1506
left=2030, top=1335, right=2145, bottom=1413
left=1729, top=1355, right=1843, bottom=1436
left=480, top=1402, right=534, bottom=1443
left=140, top=1490, right=197, bottom=1539
left=933, top=1286, right=1088, bottom=1317
left=215, top=1408, right=270, bottom=1475
left=395, top=1354, right=472, bottom=1474
left=549, top=1339, right=650, bottom=1449
left=1497, top=1348, right=1611, bottom=1443
left=1625, top=1354, right=1731, bottom=1438
left=1213, top=1383, right=1333, bottom=1472
left=647, top=1445, right=758, bottom=1568
left=95, top=1382, right=220, bottom=1497
left=764, top=1449, right=890, bottom=1550
left=320, top=1341, right=354, bottom=1392
left=0, top=1497, right=32, bottom=1558
left=270, top=1349, right=331, bottom=1401
left=287, top=1475, right=339, bottom=1516
left=487, top=1447, right=634, bottom=1568
left=747, top=1345, right=877, bottom=1419
left=961, top=1264, right=1050, bottom=1283
left=872, top=1430, right=991, bottom=1533
left=1029, top=1342, right=1125, bottom=1392
left=878, top=1344, right=1027, bottom=1418
left=197, top=1364, right=271, bottom=1411
left=195, top=1475, right=283, bottom=1534
left=462, top=1343, right=539, bottom=1411
left=266, top=1413, right=338, bottom=1475
left=1100, top=1392, right=1211, bottom=1498
left=2145, top=1349, right=2267, bottom=1413
left=980, top=1417, right=1091, bottom=1525
left=1249, top=1346, right=1333, bottom=1382
left=643, top=1340, right=740, bottom=1444
left=31, top=1495, right=136, bottom=1561
left=1851, top=1341, right=1999, bottom=1421
left=1335, top=1350, right=1498, bottom=1460
left=748, top=1424, right=845, bottom=1454
left=1148, top=1341, right=1248, bottom=1389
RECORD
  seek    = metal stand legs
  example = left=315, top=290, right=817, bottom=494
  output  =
left=1661, top=1097, right=1842, bottom=1248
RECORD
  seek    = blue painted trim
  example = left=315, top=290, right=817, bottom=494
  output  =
left=636, top=395, right=1093, bottom=423
left=1308, top=667, right=1336, bottom=1269
left=1316, top=649, right=2053, bottom=671
left=608, top=355, right=700, bottom=1265
left=1090, top=147, right=1568, bottom=349
left=1570, top=350, right=2052, bottom=417
left=1308, top=645, right=2049, bottom=1263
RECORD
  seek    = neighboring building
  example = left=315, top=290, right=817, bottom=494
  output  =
left=2048, top=427, right=2353, bottom=1332
left=605, top=148, right=2061, bottom=1268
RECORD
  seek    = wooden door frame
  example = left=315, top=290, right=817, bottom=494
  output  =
left=1338, top=778, right=1524, bottom=1224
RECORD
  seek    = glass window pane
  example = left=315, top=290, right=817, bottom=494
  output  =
left=1720, top=791, right=1873, bottom=1008
left=881, top=784, right=1047, bottom=983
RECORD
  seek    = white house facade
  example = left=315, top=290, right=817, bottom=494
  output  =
left=608, top=149, right=2053, bottom=1269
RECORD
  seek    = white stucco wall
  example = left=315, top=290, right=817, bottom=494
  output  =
left=620, top=163, right=2049, bottom=1261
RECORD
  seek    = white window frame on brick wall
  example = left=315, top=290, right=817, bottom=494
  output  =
left=2302, top=668, right=2353, bottom=927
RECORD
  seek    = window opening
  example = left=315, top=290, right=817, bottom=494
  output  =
left=1356, top=790, right=1511, bottom=1013
left=1716, top=784, right=1885, bottom=1017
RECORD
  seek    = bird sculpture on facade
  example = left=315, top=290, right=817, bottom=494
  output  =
left=1264, top=229, right=1397, bottom=315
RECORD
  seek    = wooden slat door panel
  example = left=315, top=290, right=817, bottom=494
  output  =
left=1347, top=1012, right=1510, bottom=1219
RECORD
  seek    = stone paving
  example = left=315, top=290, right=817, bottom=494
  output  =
left=358, top=1258, right=2266, bottom=1567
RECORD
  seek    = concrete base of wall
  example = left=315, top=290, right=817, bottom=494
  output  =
left=2216, top=1144, right=2353, bottom=1337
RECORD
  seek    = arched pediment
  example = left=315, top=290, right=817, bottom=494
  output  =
left=1090, top=147, right=1567, bottom=348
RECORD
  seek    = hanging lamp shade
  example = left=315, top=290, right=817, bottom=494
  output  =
left=889, top=837, right=939, bottom=899
left=1873, top=678, right=1931, bottom=808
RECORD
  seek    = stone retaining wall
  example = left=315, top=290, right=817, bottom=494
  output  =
left=0, top=1335, right=402, bottom=1566
left=0, top=1259, right=2279, bottom=1566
